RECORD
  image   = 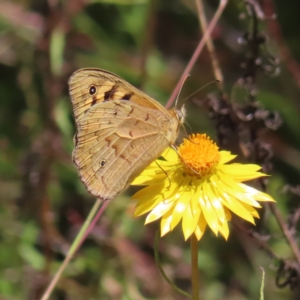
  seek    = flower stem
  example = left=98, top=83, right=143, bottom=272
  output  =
left=154, top=231, right=192, bottom=298
left=191, top=234, right=200, bottom=300
left=40, top=198, right=106, bottom=300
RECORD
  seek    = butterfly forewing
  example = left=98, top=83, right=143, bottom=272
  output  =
left=69, top=68, right=169, bottom=123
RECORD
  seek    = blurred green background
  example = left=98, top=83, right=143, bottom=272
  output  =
left=1, top=0, right=300, bottom=299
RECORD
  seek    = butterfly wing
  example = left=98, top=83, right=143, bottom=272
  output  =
left=69, top=68, right=169, bottom=124
left=69, top=68, right=180, bottom=200
left=73, top=100, right=172, bottom=200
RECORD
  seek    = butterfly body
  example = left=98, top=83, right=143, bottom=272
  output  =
left=69, top=68, right=184, bottom=200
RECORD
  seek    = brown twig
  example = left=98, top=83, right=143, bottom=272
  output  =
left=195, top=0, right=224, bottom=93
left=269, top=203, right=300, bottom=264
left=166, top=0, right=228, bottom=109
left=234, top=221, right=281, bottom=261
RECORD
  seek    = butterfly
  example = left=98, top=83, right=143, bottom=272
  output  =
left=68, top=68, right=185, bottom=200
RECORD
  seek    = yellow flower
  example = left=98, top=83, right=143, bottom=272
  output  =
left=131, top=134, right=275, bottom=241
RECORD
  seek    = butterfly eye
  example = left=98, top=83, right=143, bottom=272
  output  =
left=89, top=85, right=97, bottom=95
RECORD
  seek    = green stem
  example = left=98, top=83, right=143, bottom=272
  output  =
left=259, top=267, right=265, bottom=300
left=154, top=231, right=191, bottom=298
left=40, top=198, right=104, bottom=300
left=191, top=234, right=200, bottom=300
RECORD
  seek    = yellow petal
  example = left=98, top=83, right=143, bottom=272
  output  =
left=217, top=173, right=262, bottom=208
left=219, top=151, right=236, bottom=164
left=205, top=179, right=226, bottom=224
left=161, top=147, right=178, bottom=162
left=194, top=213, right=207, bottom=240
left=198, top=181, right=219, bottom=235
left=132, top=183, right=164, bottom=200
left=131, top=163, right=173, bottom=185
left=146, top=200, right=174, bottom=223
left=160, top=209, right=174, bottom=236
left=239, top=183, right=275, bottom=202
left=224, top=206, right=232, bottom=221
left=182, top=204, right=201, bottom=240
left=218, top=219, right=229, bottom=240
left=221, top=193, right=255, bottom=223
left=170, top=178, right=193, bottom=229
left=219, top=164, right=266, bottom=181
left=131, top=172, right=167, bottom=185
left=133, top=170, right=187, bottom=216
left=240, top=202, right=259, bottom=218
left=210, top=175, right=255, bottom=224
left=134, top=198, right=161, bottom=216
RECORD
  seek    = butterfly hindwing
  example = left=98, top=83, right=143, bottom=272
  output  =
left=73, top=100, right=170, bottom=200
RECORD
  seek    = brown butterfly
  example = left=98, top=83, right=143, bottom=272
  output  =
left=69, top=68, right=185, bottom=200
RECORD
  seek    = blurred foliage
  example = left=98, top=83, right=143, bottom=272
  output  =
left=0, top=0, right=300, bottom=299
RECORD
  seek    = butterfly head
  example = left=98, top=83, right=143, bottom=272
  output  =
left=175, top=104, right=186, bottom=125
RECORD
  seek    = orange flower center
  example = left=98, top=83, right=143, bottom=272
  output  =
left=177, top=134, right=220, bottom=177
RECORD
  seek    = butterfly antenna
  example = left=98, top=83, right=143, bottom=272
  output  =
left=154, top=160, right=172, bottom=191
left=182, top=121, right=192, bottom=137
left=175, top=74, right=190, bottom=109
left=182, top=80, right=220, bottom=103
